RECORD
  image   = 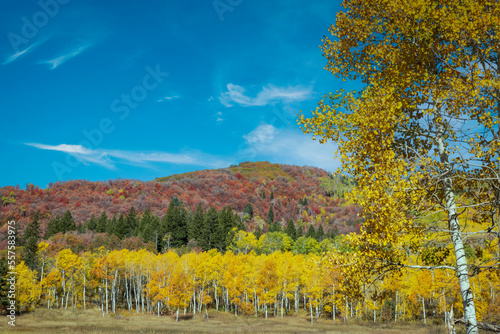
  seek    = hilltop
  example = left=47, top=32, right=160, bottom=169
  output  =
left=0, top=161, right=361, bottom=246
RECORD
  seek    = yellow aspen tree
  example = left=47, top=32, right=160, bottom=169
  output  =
left=299, top=2, right=500, bottom=333
left=16, top=261, right=41, bottom=312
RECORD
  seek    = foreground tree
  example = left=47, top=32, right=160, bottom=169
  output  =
left=299, top=1, right=499, bottom=333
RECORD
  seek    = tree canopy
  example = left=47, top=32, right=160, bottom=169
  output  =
left=299, top=1, right=499, bottom=333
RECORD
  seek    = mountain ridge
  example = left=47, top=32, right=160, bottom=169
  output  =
left=0, top=161, right=361, bottom=248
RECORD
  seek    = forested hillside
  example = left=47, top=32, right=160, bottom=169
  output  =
left=0, top=161, right=361, bottom=250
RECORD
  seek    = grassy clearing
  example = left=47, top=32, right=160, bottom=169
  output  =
left=1, top=308, right=450, bottom=334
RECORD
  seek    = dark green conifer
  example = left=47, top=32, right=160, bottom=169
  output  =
left=305, top=225, right=316, bottom=239
left=22, top=211, right=41, bottom=270
left=198, top=207, right=218, bottom=251
left=285, top=219, right=297, bottom=240
left=315, top=224, right=325, bottom=242
left=267, top=206, right=274, bottom=225
left=45, top=216, right=60, bottom=239
left=97, top=211, right=108, bottom=233
left=60, top=210, right=76, bottom=233
left=243, top=203, right=254, bottom=219
left=125, top=206, right=138, bottom=237
left=86, top=214, right=97, bottom=231
left=189, top=203, right=204, bottom=242
left=114, top=214, right=127, bottom=239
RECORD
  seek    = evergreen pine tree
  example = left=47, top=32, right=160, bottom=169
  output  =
left=97, top=211, right=108, bottom=233
left=60, top=210, right=76, bottom=233
left=86, top=214, right=97, bottom=231
left=315, top=224, right=325, bottom=242
left=173, top=204, right=188, bottom=247
left=305, top=225, right=316, bottom=239
left=106, top=215, right=117, bottom=235
left=270, top=191, right=274, bottom=200
left=139, top=210, right=154, bottom=241
left=267, top=206, right=274, bottom=225
left=285, top=219, right=297, bottom=240
left=77, top=221, right=86, bottom=234
left=215, top=206, right=236, bottom=252
left=296, top=226, right=303, bottom=238
left=243, top=203, right=254, bottom=220
left=235, top=214, right=246, bottom=232
left=114, top=214, right=127, bottom=239
left=189, top=203, right=204, bottom=242
left=125, top=207, right=138, bottom=238
left=161, top=199, right=180, bottom=248
left=45, top=216, right=60, bottom=239
left=198, top=207, right=218, bottom=251
left=149, top=215, right=161, bottom=249
left=269, top=220, right=281, bottom=233
left=22, top=211, right=41, bottom=270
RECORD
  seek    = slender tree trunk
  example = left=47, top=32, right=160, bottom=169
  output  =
left=332, top=284, right=336, bottom=322
left=310, top=298, right=313, bottom=324
left=436, top=122, right=478, bottom=334
left=193, top=290, right=196, bottom=319
left=422, top=297, right=426, bottom=325
left=395, top=291, right=398, bottom=322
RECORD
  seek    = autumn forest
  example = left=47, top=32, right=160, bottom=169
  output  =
left=2, top=1, right=500, bottom=334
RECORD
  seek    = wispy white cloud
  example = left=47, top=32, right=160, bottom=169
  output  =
left=219, top=83, right=313, bottom=107
left=240, top=124, right=340, bottom=171
left=157, top=95, right=179, bottom=102
left=26, top=143, right=234, bottom=169
left=40, top=44, right=92, bottom=70
left=2, top=39, right=48, bottom=65
left=26, top=143, right=92, bottom=154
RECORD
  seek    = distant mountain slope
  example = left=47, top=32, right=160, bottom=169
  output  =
left=0, top=161, right=361, bottom=244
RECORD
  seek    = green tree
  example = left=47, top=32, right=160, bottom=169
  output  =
left=243, top=203, right=254, bottom=220
left=258, top=232, right=293, bottom=255
left=97, top=211, right=108, bottom=233
left=268, top=220, right=281, bottom=233
left=45, top=216, right=60, bottom=239
left=198, top=207, right=218, bottom=251
left=126, top=206, right=138, bottom=237
left=22, top=211, right=40, bottom=270
left=189, top=203, right=205, bottom=242
left=315, top=224, right=325, bottom=242
left=86, top=214, right=97, bottom=231
left=114, top=214, right=127, bottom=239
left=215, top=206, right=236, bottom=252
left=161, top=199, right=187, bottom=248
left=254, top=226, right=263, bottom=240
left=106, top=215, right=117, bottom=235
left=305, top=225, right=315, bottom=239
left=266, top=206, right=274, bottom=225
left=285, top=219, right=297, bottom=240
left=139, top=209, right=154, bottom=241
left=60, top=210, right=76, bottom=233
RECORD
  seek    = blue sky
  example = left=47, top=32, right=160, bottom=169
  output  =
left=0, top=0, right=357, bottom=188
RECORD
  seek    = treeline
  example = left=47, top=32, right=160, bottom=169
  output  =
left=40, top=198, right=338, bottom=255
left=7, top=248, right=500, bottom=325
left=44, top=199, right=244, bottom=253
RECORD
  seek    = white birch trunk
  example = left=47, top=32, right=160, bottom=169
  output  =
left=436, top=122, right=478, bottom=334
